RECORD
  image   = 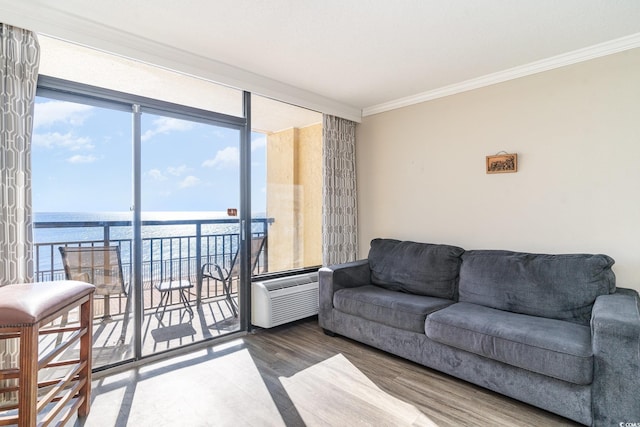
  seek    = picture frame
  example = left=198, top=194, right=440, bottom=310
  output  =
left=486, top=153, right=517, bottom=174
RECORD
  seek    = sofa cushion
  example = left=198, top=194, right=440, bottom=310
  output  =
left=334, top=285, right=454, bottom=333
left=368, top=238, right=464, bottom=299
left=425, top=302, right=593, bottom=385
left=458, top=250, right=615, bottom=325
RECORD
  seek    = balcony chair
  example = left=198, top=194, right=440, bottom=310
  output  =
left=201, top=236, right=266, bottom=317
left=59, top=245, right=131, bottom=345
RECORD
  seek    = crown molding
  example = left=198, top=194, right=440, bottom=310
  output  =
left=362, top=32, right=640, bottom=117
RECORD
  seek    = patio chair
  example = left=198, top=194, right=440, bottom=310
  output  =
left=201, top=236, right=266, bottom=317
left=59, top=245, right=131, bottom=344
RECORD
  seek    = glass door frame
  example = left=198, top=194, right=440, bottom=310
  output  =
left=238, top=91, right=252, bottom=332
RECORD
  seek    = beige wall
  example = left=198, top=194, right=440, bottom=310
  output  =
left=357, top=48, right=640, bottom=292
left=266, top=124, right=322, bottom=271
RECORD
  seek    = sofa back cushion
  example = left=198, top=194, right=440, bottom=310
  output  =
left=368, top=238, right=464, bottom=299
left=458, top=250, right=615, bottom=325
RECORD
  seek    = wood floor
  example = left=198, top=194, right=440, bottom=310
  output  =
left=71, top=317, right=580, bottom=426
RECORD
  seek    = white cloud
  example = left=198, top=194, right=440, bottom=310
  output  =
left=146, top=169, right=166, bottom=181
left=252, top=136, right=266, bottom=151
left=167, top=165, right=188, bottom=176
left=32, top=132, right=94, bottom=151
left=34, top=101, right=93, bottom=129
left=141, top=117, right=194, bottom=142
left=202, top=146, right=239, bottom=169
left=179, top=175, right=201, bottom=188
left=67, top=154, right=97, bottom=164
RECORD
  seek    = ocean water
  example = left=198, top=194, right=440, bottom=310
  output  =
left=34, top=211, right=241, bottom=243
left=33, top=212, right=265, bottom=276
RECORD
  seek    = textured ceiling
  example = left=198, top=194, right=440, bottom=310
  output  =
left=2, top=0, right=640, bottom=119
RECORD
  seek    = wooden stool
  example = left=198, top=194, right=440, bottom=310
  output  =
left=0, top=281, right=95, bottom=427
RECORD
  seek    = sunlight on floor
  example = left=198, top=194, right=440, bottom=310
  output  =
left=72, top=344, right=285, bottom=426
left=279, top=353, right=439, bottom=427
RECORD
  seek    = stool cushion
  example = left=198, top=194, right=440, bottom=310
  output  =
left=0, top=281, right=95, bottom=326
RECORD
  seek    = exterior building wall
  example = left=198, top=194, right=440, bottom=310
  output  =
left=298, top=124, right=323, bottom=267
left=266, top=123, right=322, bottom=271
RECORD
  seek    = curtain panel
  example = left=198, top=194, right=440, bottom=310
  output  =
left=0, top=23, right=39, bottom=286
left=0, top=23, right=39, bottom=406
left=322, top=115, right=358, bottom=266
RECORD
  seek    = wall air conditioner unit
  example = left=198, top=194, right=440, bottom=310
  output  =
left=251, top=272, right=319, bottom=328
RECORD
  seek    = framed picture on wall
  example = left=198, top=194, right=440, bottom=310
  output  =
left=486, top=153, right=517, bottom=174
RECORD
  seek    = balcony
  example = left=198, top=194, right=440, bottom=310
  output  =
left=33, top=216, right=272, bottom=367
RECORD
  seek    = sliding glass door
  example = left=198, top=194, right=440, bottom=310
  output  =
left=32, top=94, right=136, bottom=367
left=139, top=111, right=242, bottom=356
left=34, top=78, right=250, bottom=369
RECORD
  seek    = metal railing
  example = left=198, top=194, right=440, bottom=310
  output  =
left=33, top=217, right=272, bottom=316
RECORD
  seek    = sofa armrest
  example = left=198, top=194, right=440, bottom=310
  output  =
left=318, top=259, right=370, bottom=330
left=591, top=288, right=640, bottom=425
left=319, top=259, right=370, bottom=307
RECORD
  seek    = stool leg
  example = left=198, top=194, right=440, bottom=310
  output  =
left=78, top=297, right=93, bottom=417
left=19, top=324, right=39, bottom=427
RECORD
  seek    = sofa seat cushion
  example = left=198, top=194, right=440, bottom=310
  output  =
left=368, top=238, right=464, bottom=299
left=425, top=302, right=593, bottom=385
left=334, top=285, right=454, bottom=333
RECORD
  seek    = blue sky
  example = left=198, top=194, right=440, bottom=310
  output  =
left=32, top=97, right=266, bottom=215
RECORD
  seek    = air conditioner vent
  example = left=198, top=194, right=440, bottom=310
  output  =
left=261, top=272, right=318, bottom=291
left=251, top=272, right=319, bottom=328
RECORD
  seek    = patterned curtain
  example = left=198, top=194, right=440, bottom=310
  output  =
left=0, top=22, right=39, bottom=406
left=0, top=23, right=38, bottom=286
left=322, top=115, right=358, bottom=266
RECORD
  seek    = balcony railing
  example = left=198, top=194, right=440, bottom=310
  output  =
left=33, top=217, right=272, bottom=318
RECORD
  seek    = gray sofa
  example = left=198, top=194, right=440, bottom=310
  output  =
left=319, top=238, right=640, bottom=426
